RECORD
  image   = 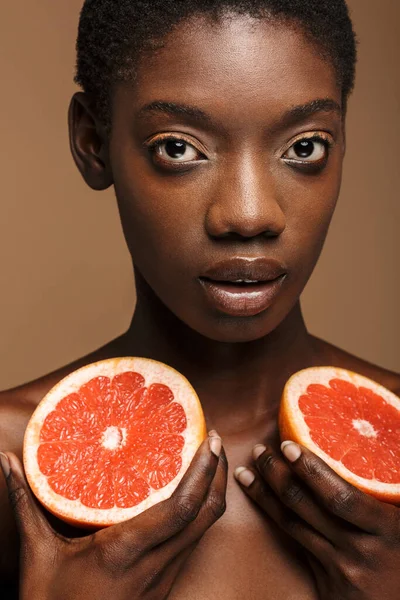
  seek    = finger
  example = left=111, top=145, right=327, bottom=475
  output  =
left=151, top=445, right=228, bottom=563
left=144, top=455, right=228, bottom=597
left=280, top=441, right=392, bottom=534
left=234, top=465, right=334, bottom=561
left=1, top=452, right=54, bottom=543
left=249, top=445, right=353, bottom=544
left=101, top=432, right=223, bottom=554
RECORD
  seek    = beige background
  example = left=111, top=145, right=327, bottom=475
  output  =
left=0, top=1, right=399, bottom=390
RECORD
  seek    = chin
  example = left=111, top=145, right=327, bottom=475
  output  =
left=183, top=307, right=291, bottom=344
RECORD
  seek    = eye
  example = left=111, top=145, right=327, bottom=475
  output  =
left=147, top=135, right=205, bottom=165
left=283, top=134, right=332, bottom=166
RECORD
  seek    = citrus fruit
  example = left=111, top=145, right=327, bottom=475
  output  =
left=23, top=357, right=206, bottom=528
left=279, top=367, right=400, bottom=503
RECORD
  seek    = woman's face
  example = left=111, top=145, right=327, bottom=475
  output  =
left=109, top=15, right=344, bottom=343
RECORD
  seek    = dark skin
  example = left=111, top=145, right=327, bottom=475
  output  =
left=1, top=14, right=400, bottom=599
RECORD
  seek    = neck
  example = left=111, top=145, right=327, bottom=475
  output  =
left=119, top=273, right=319, bottom=436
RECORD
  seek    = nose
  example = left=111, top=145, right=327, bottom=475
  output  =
left=205, top=152, right=286, bottom=239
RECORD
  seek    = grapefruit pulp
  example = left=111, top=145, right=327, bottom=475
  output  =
left=23, top=357, right=206, bottom=528
left=279, top=367, right=400, bottom=503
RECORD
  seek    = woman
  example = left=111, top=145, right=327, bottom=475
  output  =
left=1, top=1, right=399, bottom=598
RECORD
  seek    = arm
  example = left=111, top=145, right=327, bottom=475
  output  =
left=235, top=441, right=400, bottom=600
left=0, top=393, right=37, bottom=581
left=1, top=432, right=227, bottom=600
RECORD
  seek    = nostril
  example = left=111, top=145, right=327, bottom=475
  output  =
left=209, top=229, right=281, bottom=241
left=263, top=230, right=280, bottom=239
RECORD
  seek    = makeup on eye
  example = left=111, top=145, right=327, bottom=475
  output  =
left=144, top=130, right=334, bottom=170
left=144, top=133, right=207, bottom=165
left=281, top=131, right=334, bottom=167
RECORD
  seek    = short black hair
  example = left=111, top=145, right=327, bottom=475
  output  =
left=75, top=0, right=357, bottom=124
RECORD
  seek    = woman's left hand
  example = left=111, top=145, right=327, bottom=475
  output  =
left=234, top=442, right=400, bottom=599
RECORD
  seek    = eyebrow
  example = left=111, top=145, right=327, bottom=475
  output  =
left=138, top=100, right=213, bottom=123
left=283, top=98, right=342, bottom=123
left=137, top=98, right=341, bottom=127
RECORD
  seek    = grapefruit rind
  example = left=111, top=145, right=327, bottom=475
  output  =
left=24, top=357, right=206, bottom=527
left=279, top=366, right=400, bottom=503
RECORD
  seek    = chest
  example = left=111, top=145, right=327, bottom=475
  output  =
left=169, top=454, right=318, bottom=600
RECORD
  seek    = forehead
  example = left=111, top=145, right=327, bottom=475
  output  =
left=122, top=14, right=341, bottom=126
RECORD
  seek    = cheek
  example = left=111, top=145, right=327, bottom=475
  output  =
left=282, top=164, right=342, bottom=272
left=112, top=165, right=204, bottom=278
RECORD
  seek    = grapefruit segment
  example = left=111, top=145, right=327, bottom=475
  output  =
left=279, top=367, right=400, bottom=503
left=24, top=357, right=206, bottom=527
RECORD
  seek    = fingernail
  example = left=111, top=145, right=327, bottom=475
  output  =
left=252, top=444, right=266, bottom=461
left=234, top=467, right=255, bottom=488
left=0, top=453, right=10, bottom=478
left=281, top=441, right=301, bottom=462
left=209, top=435, right=222, bottom=457
left=208, top=429, right=219, bottom=437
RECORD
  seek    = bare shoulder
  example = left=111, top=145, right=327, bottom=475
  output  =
left=0, top=335, right=126, bottom=451
left=312, top=335, right=400, bottom=395
left=0, top=335, right=126, bottom=581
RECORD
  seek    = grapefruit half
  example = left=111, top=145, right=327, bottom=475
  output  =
left=279, top=367, right=400, bottom=503
left=23, top=357, right=206, bottom=528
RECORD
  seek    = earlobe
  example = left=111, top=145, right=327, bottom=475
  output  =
left=68, top=92, right=113, bottom=190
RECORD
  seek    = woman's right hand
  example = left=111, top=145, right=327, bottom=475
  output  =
left=1, top=431, right=227, bottom=600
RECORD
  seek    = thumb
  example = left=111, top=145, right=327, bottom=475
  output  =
left=0, top=452, right=54, bottom=543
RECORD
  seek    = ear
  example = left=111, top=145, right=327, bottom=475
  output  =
left=68, top=92, right=113, bottom=190
left=341, top=112, right=347, bottom=157
left=341, top=121, right=347, bottom=157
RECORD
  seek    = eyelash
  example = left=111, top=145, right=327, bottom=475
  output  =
left=145, top=134, right=205, bottom=172
left=282, top=134, right=334, bottom=171
left=145, top=132, right=334, bottom=171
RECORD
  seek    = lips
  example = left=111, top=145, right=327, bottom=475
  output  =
left=199, top=257, right=287, bottom=317
left=200, top=257, right=286, bottom=283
